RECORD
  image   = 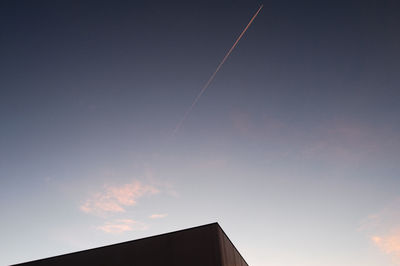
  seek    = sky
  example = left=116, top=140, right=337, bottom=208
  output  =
left=1, top=0, right=400, bottom=265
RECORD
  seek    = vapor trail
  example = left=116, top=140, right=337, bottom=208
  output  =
left=172, top=4, right=263, bottom=135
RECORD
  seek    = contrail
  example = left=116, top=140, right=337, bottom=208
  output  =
left=172, top=4, right=263, bottom=135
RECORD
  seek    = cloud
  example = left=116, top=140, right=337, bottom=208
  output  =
left=372, top=231, right=400, bottom=255
left=231, top=112, right=285, bottom=139
left=360, top=198, right=400, bottom=264
left=143, top=171, right=179, bottom=198
left=97, top=219, right=148, bottom=234
left=149, top=213, right=168, bottom=219
left=231, top=111, right=400, bottom=165
left=301, top=121, right=382, bottom=163
left=80, top=181, right=159, bottom=215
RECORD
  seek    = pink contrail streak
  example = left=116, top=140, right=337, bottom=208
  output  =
left=173, top=4, right=263, bottom=135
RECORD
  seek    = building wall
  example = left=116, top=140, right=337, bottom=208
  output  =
left=15, top=223, right=248, bottom=266
left=217, top=226, right=249, bottom=266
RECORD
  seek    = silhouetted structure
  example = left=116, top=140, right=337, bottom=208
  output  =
left=14, top=223, right=248, bottom=266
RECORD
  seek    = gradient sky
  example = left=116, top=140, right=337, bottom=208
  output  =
left=1, top=1, right=400, bottom=265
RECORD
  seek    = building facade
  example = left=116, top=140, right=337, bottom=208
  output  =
left=14, top=223, right=248, bottom=266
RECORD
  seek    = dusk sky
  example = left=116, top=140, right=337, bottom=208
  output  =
left=1, top=1, right=400, bottom=265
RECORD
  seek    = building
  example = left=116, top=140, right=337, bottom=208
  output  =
left=14, top=223, right=249, bottom=266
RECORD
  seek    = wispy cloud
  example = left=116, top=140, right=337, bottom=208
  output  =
left=143, top=169, right=179, bottom=198
left=231, top=111, right=400, bottom=164
left=301, top=122, right=381, bottom=163
left=372, top=231, right=400, bottom=257
left=360, top=198, right=400, bottom=264
left=231, top=111, right=285, bottom=139
left=149, top=213, right=168, bottom=219
left=97, top=219, right=148, bottom=234
left=80, top=181, right=159, bottom=215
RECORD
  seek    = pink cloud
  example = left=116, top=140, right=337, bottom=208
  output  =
left=231, top=112, right=285, bottom=139
left=372, top=231, right=400, bottom=255
left=230, top=111, right=400, bottom=164
left=80, top=181, right=159, bottom=215
left=360, top=198, right=400, bottom=264
left=231, top=112, right=253, bottom=136
left=299, top=120, right=382, bottom=163
left=81, top=198, right=125, bottom=213
left=149, top=213, right=168, bottom=219
left=97, top=219, right=148, bottom=234
left=143, top=172, right=179, bottom=198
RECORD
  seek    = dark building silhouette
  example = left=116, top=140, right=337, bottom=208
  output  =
left=14, top=223, right=248, bottom=266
